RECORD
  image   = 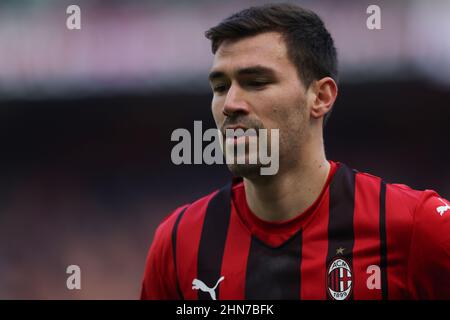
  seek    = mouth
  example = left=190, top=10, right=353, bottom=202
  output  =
left=223, top=125, right=249, bottom=132
left=222, top=126, right=258, bottom=144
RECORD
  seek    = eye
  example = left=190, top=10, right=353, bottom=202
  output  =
left=212, top=83, right=228, bottom=94
left=249, top=81, right=267, bottom=86
left=245, top=80, right=271, bottom=89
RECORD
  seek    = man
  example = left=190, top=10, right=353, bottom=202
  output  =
left=141, top=3, right=450, bottom=300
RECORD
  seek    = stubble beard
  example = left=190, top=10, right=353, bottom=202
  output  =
left=226, top=112, right=306, bottom=180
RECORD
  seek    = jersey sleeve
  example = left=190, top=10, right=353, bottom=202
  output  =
left=408, top=190, right=450, bottom=299
left=140, top=205, right=188, bottom=300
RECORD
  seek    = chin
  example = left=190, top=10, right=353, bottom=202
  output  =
left=227, top=163, right=265, bottom=179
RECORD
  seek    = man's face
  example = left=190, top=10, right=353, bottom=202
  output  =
left=209, top=32, right=310, bottom=178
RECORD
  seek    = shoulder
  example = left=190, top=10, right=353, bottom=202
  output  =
left=385, top=181, right=448, bottom=226
left=388, top=183, right=449, bottom=244
left=352, top=167, right=448, bottom=226
left=355, top=168, right=438, bottom=216
left=358, top=169, right=449, bottom=243
left=409, top=189, right=450, bottom=248
left=386, top=182, right=427, bottom=217
left=406, top=190, right=450, bottom=297
left=151, top=204, right=189, bottom=246
left=152, top=186, right=226, bottom=242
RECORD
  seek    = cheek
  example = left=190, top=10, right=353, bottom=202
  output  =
left=266, top=95, right=307, bottom=140
left=266, top=97, right=302, bottom=127
left=211, top=97, right=224, bottom=126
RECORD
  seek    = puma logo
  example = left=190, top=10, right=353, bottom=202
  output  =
left=192, top=276, right=225, bottom=300
left=437, top=198, right=450, bottom=216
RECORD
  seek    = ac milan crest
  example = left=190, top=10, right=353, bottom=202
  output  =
left=327, top=256, right=353, bottom=300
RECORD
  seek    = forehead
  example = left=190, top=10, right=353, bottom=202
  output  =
left=211, top=32, right=293, bottom=74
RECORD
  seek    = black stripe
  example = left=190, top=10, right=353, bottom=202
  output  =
left=326, top=164, right=356, bottom=300
left=172, top=207, right=187, bottom=300
left=197, top=184, right=232, bottom=300
left=245, top=230, right=302, bottom=300
left=379, top=181, right=388, bottom=300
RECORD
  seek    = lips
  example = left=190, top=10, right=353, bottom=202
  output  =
left=222, top=127, right=258, bottom=148
left=223, top=125, right=248, bottom=132
left=223, top=125, right=258, bottom=134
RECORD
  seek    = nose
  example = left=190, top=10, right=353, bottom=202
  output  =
left=223, top=84, right=250, bottom=117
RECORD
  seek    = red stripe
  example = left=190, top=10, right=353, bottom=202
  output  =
left=331, top=270, right=336, bottom=291
left=300, top=191, right=330, bottom=299
left=219, top=204, right=251, bottom=300
left=176, top=191, right=218, bottom=299
left=385, top=184, right=414, bottom=299
left=141, top=206, right=186, bottom=299
left=353, top=173, right=382, bottom=299
left=331, top=268, right=334, bottom=292
left=334, top=268, right=341, bottom=292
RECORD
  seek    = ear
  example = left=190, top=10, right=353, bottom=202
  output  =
left=309, top=77, right=338, bottom=120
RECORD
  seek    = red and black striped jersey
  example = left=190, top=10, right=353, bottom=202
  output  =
left=141, top=161, right=450, bottom=300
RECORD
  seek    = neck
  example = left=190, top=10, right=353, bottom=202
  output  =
left=243, top=141, right=330, bottom=222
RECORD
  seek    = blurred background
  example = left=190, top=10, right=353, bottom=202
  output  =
left=0, top=0, right=449, bottom=299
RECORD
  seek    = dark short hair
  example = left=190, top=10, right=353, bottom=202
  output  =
left=205, top=3, right=338, bottom=126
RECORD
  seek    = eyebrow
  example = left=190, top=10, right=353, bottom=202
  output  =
left=208, top=65, right=277, bottom=82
